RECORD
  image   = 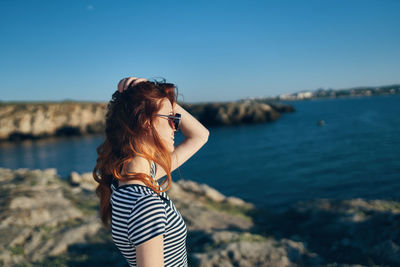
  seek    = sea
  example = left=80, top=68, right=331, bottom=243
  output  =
left=1, top=94, right=400, bottom=212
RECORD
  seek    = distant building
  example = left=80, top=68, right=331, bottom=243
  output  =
left=279, top=93, right=297, bottom=100
left=279, top=91, right=313, bottom=100
left=277, top=84, right=399, bottom=101
left=296, top=92, right=313, bottom=99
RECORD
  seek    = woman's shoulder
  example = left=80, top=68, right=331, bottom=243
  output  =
left=113, top=160, right=157, bottom=188
left=111, top=179, right=155, bottom=200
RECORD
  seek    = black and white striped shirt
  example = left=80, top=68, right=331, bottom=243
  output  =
left=110, top=162, right=188, bottom=266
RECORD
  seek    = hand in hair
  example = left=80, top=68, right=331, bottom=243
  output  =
left=117, top=77, right=148, bottom=93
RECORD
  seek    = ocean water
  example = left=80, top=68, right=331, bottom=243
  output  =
left=1, top=95, right=400, bottom=211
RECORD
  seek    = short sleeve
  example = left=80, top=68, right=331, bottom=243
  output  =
left=127, top=194, right=167, bottom=247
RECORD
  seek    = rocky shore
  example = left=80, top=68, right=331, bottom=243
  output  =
left=0, top=101, right=294, bottom=141
left=1, top=168, right=399, bottom=266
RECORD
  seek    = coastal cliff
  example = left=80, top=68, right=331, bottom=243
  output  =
left=1, top=168, right=399, bottom=266
left=0, top=102, right=106, bottom=141
left=0, top=101, right=294, bottom=141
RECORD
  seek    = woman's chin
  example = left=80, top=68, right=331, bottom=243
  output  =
left=164, top=140, right=175, bottom=153
left=162, top=138, right=175, bottom=152
left=169, top=144, right=175, bottom=153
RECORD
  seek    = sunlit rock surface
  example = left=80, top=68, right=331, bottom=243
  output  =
left=0, top=102, right=106, bottom=141
left=1, top=168, right=397, bottom=266
left=0, top=101, right=294, bottom=141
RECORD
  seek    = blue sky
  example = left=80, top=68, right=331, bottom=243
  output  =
left=0, top=0, right=399, bottom=103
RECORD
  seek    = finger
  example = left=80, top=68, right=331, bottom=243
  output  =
left=118, top=78, right=130, bottom=93
left=132, top=78, right=147, bottom=85
left=118, top=77, right=138, bottom=92
left=122, top=77, right=137, bottom=91
left=123, top=77, right=141, bottom=91
left=117, top=78, right=126, bottom=93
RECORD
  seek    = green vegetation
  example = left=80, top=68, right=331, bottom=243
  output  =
left=61, top=183, right=99, bottom=216
left=38, top=225, right=55, bottom=241
left=203, top=198, right=254, bottom=221
left=376, top=200, right=400, bottom=212
left=203, top=232, right=270, bottom=252
left=74, top=199, right=99, bottom=216
left=33, top=228, right=124, bottom=266
left=15, top=263, right=33, bottom=267
left=8, top=244, right=25, bottom=255
left=236, top=232, right=270, bottom=242
left=59, top=217, right=86, bottom=229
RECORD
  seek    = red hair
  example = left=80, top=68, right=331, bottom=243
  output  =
left=93, top=79, right=178, bottom=227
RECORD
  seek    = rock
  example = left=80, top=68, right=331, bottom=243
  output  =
left=175, top=179, right=226, bottom=202
left=371, top=240, right=400, bottom=265
left=224, top=196, right=247, bottom=207
left=0, top=102, right=107, bottom=141
left=0, top=101, right=294, bottom=141
left=38, top=217, right=101, bottom=259
left=69, top=171, right=81, bottom=185
left=2, top=168, right=397, bottom=266
left=68, top=171, right=97, bottom=191
left=192, top=239, right=303, bottom=267
left=202, top=186, right=226, bottom=202
left=0, top=168, right=259, bottom=266
left=181, top=101, right=290, bottom=127
left=0, top=168, right=86, bottom=265
left=257, top=197, right=400, bottom=266
left=167, top=179, right=256, bottom=232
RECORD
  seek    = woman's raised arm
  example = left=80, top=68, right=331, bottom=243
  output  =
left=154, top=103, right=209, bottom=180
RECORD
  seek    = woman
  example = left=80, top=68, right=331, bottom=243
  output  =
left=93, top=77, right=209, bottom=267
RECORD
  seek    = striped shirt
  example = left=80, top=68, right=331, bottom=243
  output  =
left=110, top=162, right=188, bottom=266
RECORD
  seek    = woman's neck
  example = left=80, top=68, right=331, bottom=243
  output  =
left=119, top=156, right=152, bottom=186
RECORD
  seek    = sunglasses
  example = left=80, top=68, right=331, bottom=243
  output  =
left=156, top=113, right=181, bottom=131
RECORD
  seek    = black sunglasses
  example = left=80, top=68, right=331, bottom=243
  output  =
left=156, top=113, right=181, bottom=131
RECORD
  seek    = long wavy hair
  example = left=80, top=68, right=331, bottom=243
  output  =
left=93, top=79, right=178, bottom=227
